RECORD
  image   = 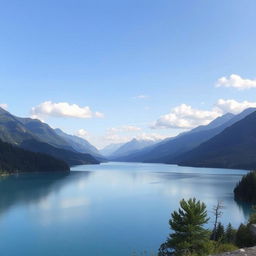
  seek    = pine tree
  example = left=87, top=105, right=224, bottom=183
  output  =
left=224, top=223, right=236, bottom=244
left=235, top=224, right=256, bottom=248
left=215, top=222, right=225, bottom=241
left=162, top=198, right=210, bottom=256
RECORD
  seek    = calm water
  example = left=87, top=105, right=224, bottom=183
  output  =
left=0, top=162, right=250, bottom=256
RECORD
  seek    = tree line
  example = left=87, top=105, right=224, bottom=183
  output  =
left=158, top=198, right=256, bottom=256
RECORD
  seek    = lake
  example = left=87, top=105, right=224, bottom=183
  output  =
left=0, top=162, right=250, bottom=256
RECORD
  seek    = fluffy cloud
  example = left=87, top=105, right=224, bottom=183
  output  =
left=152, top=99, right=256, bottom=129
left=216, top=99, right=256, bottom=114
left=31, top=101, right=104, bottom=119
left=216, top=74, right=256, bottom=90
left=75, top=129, right=89, bottom=139
left=152, top=104, right=221, bottom=129
left=0, top=103, right=8, bottom=110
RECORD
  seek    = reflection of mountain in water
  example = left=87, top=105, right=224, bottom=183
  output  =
left=0, top=171, right=91, bottom=217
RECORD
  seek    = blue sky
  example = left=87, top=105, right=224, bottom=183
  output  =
left=1, top=0, right=256, bottom=148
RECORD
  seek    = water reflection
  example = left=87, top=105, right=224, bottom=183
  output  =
left=0, top=172, right=91, bottom=217
left=0, top=163, right=251, bottom=256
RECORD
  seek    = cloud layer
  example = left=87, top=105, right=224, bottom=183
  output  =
left=31, top=101, right=104, bottom=119
left=152, top=99, right=256, bottom=129
left=152, top=104, right=221, bottom=129
left=216, top=74, right=256, bottom=90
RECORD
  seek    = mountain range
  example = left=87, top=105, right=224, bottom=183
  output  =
left=1, top=105, right=256, bottom=173
left=111, top=108, right=256, bottom=170
left=108, top=138, right=159, bottom=160
left=177, top=111, right=256, bottom=170
left=0, top=107, right=101, bottom=170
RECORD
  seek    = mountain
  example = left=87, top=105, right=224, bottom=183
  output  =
left=178, top=111, right=256, bottom=170
left=21, top=139, right=99, bottom=166
left=0, top=107, right=99, bottom=166
left=17, top=118, right=74, bottom=151
left=109, top=138, right=159, bottom=160
left=0, top=139, right=69, bottom=173
left=99, top=143, right=125, bottom=157
left=55, top=128, right=102, bottom=156
left=186, top=113, right=235, bottom=134
left=116, top=109, right=256, bottom=163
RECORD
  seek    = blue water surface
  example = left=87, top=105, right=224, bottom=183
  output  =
left=0, top=162, right=250, bottom=256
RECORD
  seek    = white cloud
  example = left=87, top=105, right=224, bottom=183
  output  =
left=31, top=101, right=104, bottom=119
left=75, top=129, right=89, bottom=139
left=0, top=103, right=8, bottom=110
left=216, top=74, right=256, bottom=90
left=215, top=99, right=256, bottom=114
left=152, top=104, right=221, bottom=129
left=152, top=99, right=256, bottom=130
left=95, top=112, right=104, bottom=118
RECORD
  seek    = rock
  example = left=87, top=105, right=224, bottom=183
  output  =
left=213, top=246, right=256, bottom=256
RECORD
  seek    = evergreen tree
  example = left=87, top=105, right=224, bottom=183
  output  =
left=235, top=224, right=256, bottom=248
left=215, top=222, right=225, bottom=241
left=234, top=171, right=256, bottom=203
left=224, top=223, right=236, bottom=244
left=162, top=198, right=210, bottom=256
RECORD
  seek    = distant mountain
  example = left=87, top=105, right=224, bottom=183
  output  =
left=109, top=138, right=159, bottom=160
left=0, top=139, right=69, bottom=173
left=116, top=109, right=256, bottom=163
left=178, top=111, right=256, bottom=170
left=100, top=143, right=125, bottom=157
left=0, top=107, right=99, bottom=166
left=55, top=128, right=104, bottom=158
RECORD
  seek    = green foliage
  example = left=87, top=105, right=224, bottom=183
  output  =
left=158, top=198, right=256, bottom=256
left=224, top=223, right=236, bottom=244
left=163, top=198, right=211, bottom=256
left=235, top=224, right=256, bottom=248
left=234, top=171, right=256, bottom=203
left=213, top=243, right=238, bottom=254
left=211, top=222, right=225, bottom=241
left=0, top=138, right=69, bottom=173
left=215, top=222, right=225, bottom=241
left=249, top=206, right=256, bottom=224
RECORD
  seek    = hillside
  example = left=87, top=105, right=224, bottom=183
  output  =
left=0, top=139, right=69, bottom=173
left=0, top=107, right=99, bottom=166
left=21, top=139, right=100, bottom=166
left=55, top=128, right=105, bottom=161
left=178, top=111, right=256, bottom=170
